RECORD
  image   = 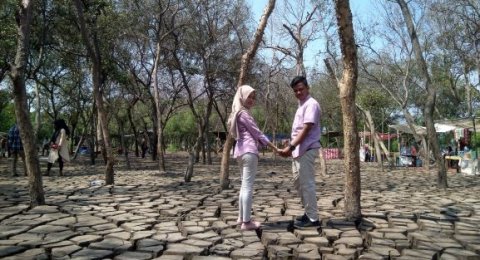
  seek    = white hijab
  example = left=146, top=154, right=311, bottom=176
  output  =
left=227, top=85, right=255, bottom=140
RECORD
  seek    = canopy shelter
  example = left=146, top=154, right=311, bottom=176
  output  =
left=435, top=117, right=480, bottom=132
left=388, top=124, right=426, bottom=135
left=434, top=123, right=457, bottom=133
left=388, top=122, right=469, bottom=135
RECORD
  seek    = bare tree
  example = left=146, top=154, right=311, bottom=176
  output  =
left=151, top=1, right=181, bottom=172
left=357, top=4, right=430, bottom=169
left=270, top=0, right=321, bottom=76
left=220, top=0, right=276, bottom=190
left=10, top=0, right=45, bottom=206
left=334, top=0, right=361, bottom=220
left=395, top=0, right=447, bottom=188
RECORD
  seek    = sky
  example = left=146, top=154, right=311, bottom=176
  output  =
left=247, top=0, right=376, bottom=69
left=248, top=0, right=375, bottom=18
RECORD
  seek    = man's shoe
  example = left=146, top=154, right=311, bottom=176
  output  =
left=295, top=214, right=308, bottom=222
left=294, top=218, right=320, bottom=229
left=241, top=220, right=261, bottom=231
left=236, top=217, right=243, bottom=225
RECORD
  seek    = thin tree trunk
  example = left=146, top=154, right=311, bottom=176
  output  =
left=74, top=0, right=115, bottom=184
left=89, top=106, right=96, bottom=165
left=195, top=129, right=203, bottom=163
left=204, top=96, right=214, bottom=165
left=220, top=0, right=276, bottom=189
left=185, top=148, right=195, bottom=182
left=72, top=135, right=83, bottom=160
left=152, top=43, right=166, bottom=172
left=364, top=110, right=384, bottom=170
left=401, top=108, right=428, bottom=170
left=11, top=0, right=45, bottom=207
left=127, top=108, right=139, bottom=157
left=119, top=119, right=130, bottom=170
left=97, top=116, right=107, bottom=164
left=151, top=118, right=159, bottom=161
left=34, top=82, right=41, bottom=136
left=335, top=0, right=361, bottom=221
left=396, top=0, right=447, bottom=188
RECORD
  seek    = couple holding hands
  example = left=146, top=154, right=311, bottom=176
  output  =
left=229, top=76, right=322, bottom=231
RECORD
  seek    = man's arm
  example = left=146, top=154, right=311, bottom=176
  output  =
left=290, top=123, right=313, bottom=147
left=279, top=123, right=314, bottom=157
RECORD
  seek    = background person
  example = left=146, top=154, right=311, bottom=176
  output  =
left=45, top=119, right=71, bottom=176
left=7, top=124, right=26, bottom=177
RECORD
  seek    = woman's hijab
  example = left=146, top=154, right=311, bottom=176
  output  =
left=227, top=85, right=255, bottom=140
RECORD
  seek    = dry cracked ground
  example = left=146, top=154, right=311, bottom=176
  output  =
left=0, top=152, right=479, bottom=260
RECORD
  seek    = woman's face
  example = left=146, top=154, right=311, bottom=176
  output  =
left=244, top=91, right=256, bottom=109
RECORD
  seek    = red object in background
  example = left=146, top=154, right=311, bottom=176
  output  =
left=323, top=148, right=342, bottom=159
left=378, top=133, right=397, bottom=141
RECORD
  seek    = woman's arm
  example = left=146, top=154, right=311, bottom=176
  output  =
left=239, top=112, right=279, bottom=150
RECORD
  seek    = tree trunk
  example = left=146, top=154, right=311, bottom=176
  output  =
left=94, top=82, right=114, bottom=183
left=195, top=130, right=203, bottom=163
left=152, top=43, right=166, bottom=172
left=204, top=96, right=214, bottom=165
left=74, top=0, right=115, bottom=184
left=185, top=148, right=195, bottom=182
left=335, top=0, right=361, bottom=221
left=364, top=110, right=384, bottom=170
left=119, top=119, right=130, bottom=170
left=220, top=0, right=276, bottom=189
left=72, top=135, right=83, bottom=160
left=127, top=109, right=139, bottom=157
left=402, top=108, right=428, bottom=170
left=11, top=0, right=45, bottom=207
left=152, top=120, right=159, bottom=161
left=34, top=82, right=41, bottom=136
left=396, top=0, right=447, bottom=188
left=89, top=107, right=96, bottom=165
left=97, top=116, right=107, bottom=164
left=297, top=47, right=306, bottom=77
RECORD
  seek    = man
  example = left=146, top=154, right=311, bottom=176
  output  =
left=279, top=76, right=321, bottom=228
left=7, top=124, right=27, bottom=177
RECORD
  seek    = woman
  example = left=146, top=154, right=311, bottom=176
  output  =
left=228, top=85, right=279, bottom=230
left=45, top=119, right=70, bottom=176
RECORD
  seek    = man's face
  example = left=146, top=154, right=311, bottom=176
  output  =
left=292, top=82, right=309, bottom=101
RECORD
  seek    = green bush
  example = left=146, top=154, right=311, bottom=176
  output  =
left=166, top=143, right=180, bottom=152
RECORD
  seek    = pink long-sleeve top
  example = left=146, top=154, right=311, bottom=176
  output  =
left=233, top=110, right=270, bottom=158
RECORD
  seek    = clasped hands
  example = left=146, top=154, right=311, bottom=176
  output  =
left=271, top=145, right=292, bottom=158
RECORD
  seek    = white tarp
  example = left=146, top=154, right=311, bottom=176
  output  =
left=435, top=117, right=480, bottom=132
left=434, top=123, right=457, bottom=133
left=389, top=123, right=457, bottom=134
left=389, top=124, right=426, bottom=135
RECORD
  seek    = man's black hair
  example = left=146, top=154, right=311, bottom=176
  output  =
left=290, top=76, right=309, bottom=88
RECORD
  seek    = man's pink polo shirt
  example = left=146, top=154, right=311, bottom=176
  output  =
left=291, top=95, right=321, bottom=158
